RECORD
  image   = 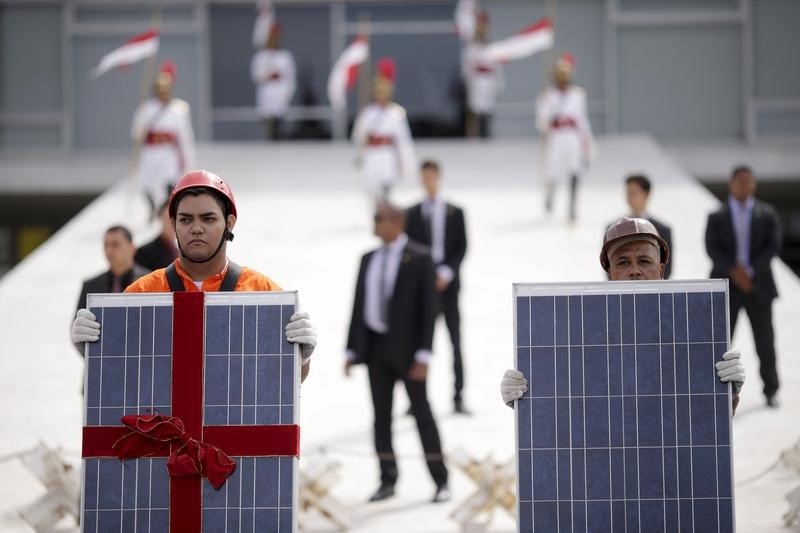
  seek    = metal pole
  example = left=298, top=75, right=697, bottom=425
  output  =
left=330, top=1, right=347, bottom=140
left=541, top=0, right=557, bottom=89
left=61, top=0, right=75, bottom=152
left=537, top=0, right=557, bottom=190
left=356, top=14, right=372, bottom=113
left=605, top=0, right=619, bottom=133
left=740, top=0, right=755, bottom=143
left=126, top=8, right=163, bottom=222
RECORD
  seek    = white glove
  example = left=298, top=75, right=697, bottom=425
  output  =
left=500, top=369, right=528, bottom=408
left=285, top=311, right=317, bottom=362
left=72, top=308, right=100, bottom=344
left=716, top=349, right=745, bottom=391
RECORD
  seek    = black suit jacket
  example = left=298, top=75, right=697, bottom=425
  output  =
left=74, top=264, right=149, bottom=355
left=405, top=201, right=467, bottom=291
left=647, top=216, right=673, bottom=279
left=135, top=236, right=177, bottom=271
left=705, top=199, right=781, bottom=301
left=76, top=264, right=150, bottom=311
left=346, top=240, right=437, bottom=373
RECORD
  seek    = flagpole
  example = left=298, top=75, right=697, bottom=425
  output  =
left=126, top=9, right=163, bottom=225
left=537, top=0, right=556, bottom=194
left=356, top=15, right=372, bottom=113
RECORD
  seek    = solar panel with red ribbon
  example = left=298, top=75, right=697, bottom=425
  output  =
left=81, top=291, right=300, bottom=533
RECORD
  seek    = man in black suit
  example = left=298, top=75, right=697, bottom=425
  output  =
left=625, top=174, right=674, bottom=278
left=74, top=226, right=149, bottom=354
left=134, top=200, right=178, bottom=270
left=345, top=202, right=450, bottom=503
left=705, top=165, right=782, bottom=406
left=405, top=160, right=469, bottom=413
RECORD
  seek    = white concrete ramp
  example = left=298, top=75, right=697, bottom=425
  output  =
left=0, top=136, right=797, bottom=532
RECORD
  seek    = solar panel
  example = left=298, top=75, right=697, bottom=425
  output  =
left=81, top=291, right=299, bottom=533
left=513, top=280, right=734, bottom=533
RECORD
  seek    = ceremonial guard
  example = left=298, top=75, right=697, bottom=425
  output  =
left=131, top=61, right=196, bottom=218
left=250, top=23, right=296, bottom=140
left=352, top=58, right=416, bottom=202
left=462, top=11, right=503, bottom=138
left=535, top=53, right=594, bottom=222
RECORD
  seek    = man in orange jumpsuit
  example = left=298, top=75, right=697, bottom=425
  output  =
left=71, top=169, right=317, bottom=380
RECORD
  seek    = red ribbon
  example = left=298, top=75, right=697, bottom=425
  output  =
left=112, top=414, right=236, bottom=490
left=82, top=292, right=300, bottom=533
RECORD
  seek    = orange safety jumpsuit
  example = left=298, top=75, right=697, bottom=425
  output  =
left=125, top=259, right=282, bottom=293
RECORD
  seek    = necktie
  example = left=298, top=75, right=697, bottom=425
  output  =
left=378, top=247, right=389, bottom=326
left=423, top=202, right=433, bottom=244
left=736, top=205, right=749, bottom=267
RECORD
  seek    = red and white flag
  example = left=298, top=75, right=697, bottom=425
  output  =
left=454, top=0, right=478, bottom=42
left=483, top=18, right=553, bottom=63
left=252, top=0, right=274, bottom=49
left=91, top=30, right=159, bottom=79
left=327, top=37, right=369, bottom=111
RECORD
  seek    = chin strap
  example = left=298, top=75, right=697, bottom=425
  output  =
left=177, top=229, right=234, bottom=264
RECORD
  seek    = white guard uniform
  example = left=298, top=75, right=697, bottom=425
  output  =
left=535, top=85, right=594, bottom=183
left=352, top=102, right=416, bottom=196
left=462, top=43, right=504, bottom=114
left=131, top=98, right=196, bottom=206
left=250, top=49, right=297, bottom=119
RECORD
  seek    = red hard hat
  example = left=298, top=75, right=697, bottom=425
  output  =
left=600, top=217, right=669, bottom=272
left=168, top=169, right=237, bottom=219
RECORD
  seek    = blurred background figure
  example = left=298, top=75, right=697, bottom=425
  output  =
left=344, top=202, right=450, bottom=504
left=405, top=160, right=470, bottom=414
left=352, top=58, right=416, bottom=203
left=73, top=225, right=148, bottom=354
left=133, top=200, right=178, bottom=271
left=250, top=22, right=296, bottom=140
left=706, top=165, right=783, bottom=407
left=130, top=61, right=196, bottom=220
left=536, top=52, right=594, bottom=223
left=623, top=174, right=673, bottom=278
left=462, top=10, right=504, bottom=138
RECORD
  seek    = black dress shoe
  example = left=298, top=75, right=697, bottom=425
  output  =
left=368, top=484, right=395, bottom=502
left=766, top=395, right=779, bottom=408
left=432, top=485, right=451, bottom=503
left=454, top=401, right=472, bottom=415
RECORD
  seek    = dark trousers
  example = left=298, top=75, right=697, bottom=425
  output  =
left=263, top=117, right=285, bottom=140
left=730, top=288, right=779, bottom=397
left=477, top=113, right=491, bottom=138
left=438, top=287, right=464, bottom=403
left=466, top=111, right=491, bottom=138
left=544, top=174, right=579, bottom=221
left=367, top=335, right=448, bottom=488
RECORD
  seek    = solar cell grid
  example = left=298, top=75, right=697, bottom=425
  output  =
left=514, top=281, right=734, bottom=533
left=82, top=292, right=299, bottom=533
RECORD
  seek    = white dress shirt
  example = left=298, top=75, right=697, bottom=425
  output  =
left=422, top=196, right=454, bottom=284
left=728, top=196, right=755, bottom=276
left=347, top=232, right=432, bottom=364
left=364, top=233, right=407, bottom=334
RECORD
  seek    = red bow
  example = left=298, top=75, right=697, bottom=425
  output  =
left=113, top=414, right=236, bottom=490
